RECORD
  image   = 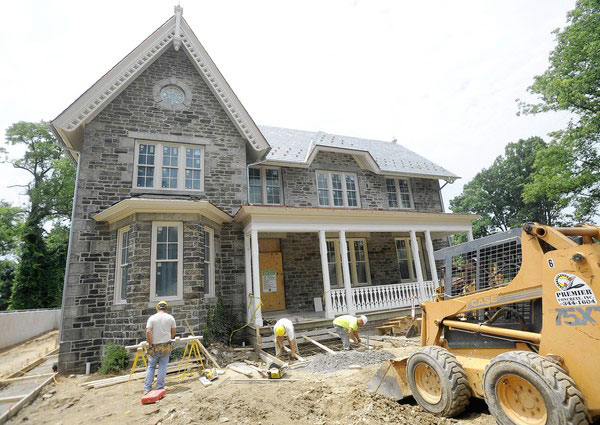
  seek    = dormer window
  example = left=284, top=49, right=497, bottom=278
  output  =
left=316, top=171, right=360, bottom=208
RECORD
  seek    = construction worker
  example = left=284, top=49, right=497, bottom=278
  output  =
left=333, top=314, right=367, bottom=350
left=144, top=300, right=176, bottom=394
left=273, top=318, right=299, bottom=360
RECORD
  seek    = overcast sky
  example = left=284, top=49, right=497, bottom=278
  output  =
left=0, top=0, right=575, bottom=210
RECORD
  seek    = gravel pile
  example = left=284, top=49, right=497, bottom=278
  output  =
left=298, top=350, right=395, bottom=373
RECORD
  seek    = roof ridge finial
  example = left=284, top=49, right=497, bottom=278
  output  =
left=173, top=4, right=183, bottom=51
left=391, top=136, right=397, bottom=144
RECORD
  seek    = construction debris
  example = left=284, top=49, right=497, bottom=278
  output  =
left=297, top=350, right=395, bottom=374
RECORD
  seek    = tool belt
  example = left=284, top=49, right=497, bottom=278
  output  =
left=149, top=342, right=172, bottom=355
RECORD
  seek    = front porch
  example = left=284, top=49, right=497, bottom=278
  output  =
left=235, top=206, right=475, bottom=327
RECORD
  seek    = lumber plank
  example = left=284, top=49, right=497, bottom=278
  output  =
left=0, top=373, right=55, bottom=384
left=302, top=335, right=335, bottom=354
left=258, top=350, right=288, bottom=368
left=281, top=345, right=306, bottom=362
left=197, top=341, right=221, bottom=369
left=0, top=395, right=26, bottom=403
left=0, top=373, right=56, bottom=425
left=229, top=378, right=302, bottom=383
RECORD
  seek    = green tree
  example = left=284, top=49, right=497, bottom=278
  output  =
left=2, top=121, right=76, bottom=309
left=0, top=202, right=23, bottom=256
left=45, top=225, right=70, bottom=307
left=9, top=218, right=49, bottom=309
left=451, top=137, right=564, bottom=238
left=519, top=0, right=600, bottom=221
left=0, top=260, right=16, bottom=310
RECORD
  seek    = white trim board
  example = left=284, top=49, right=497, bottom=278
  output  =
left=51, top=13, right=269, bottom=156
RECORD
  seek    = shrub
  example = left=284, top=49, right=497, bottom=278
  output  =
left=99, top=342, right=129, bottom=375
left=203, top=298, right=239, bottom=345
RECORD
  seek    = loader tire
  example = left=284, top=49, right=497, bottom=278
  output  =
left=407, top=346, right=471, bottom=417
left=483, top=351, right=590, bottom=425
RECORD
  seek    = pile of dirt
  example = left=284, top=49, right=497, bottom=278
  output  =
left=297, top=350, right=396, bottom=373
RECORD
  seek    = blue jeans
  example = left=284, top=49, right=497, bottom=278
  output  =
left=144, top=351, right=170, bottom=392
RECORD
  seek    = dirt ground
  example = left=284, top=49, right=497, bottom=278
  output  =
left=8, top=341, right=497, bottom=425
left=0, top=330, right=58, bottom=378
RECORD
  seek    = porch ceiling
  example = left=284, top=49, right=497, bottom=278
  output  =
left=235, top=205, right=477, bottom=233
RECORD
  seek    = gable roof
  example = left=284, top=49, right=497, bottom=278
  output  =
left=259, top=125, right=459, bottom=182
left=51, top=10, right=269, bottom=158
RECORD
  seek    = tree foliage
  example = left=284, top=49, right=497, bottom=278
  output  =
left=1, top=121, right=76, bottom=310
left=450, top=137, right=564, bottom=237
left=0, top=260, right=16, bottom=311
left=519, top=0, right=600, bottom=221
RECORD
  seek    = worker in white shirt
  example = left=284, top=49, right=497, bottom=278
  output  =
left=273, top=318, right=299, bottom=360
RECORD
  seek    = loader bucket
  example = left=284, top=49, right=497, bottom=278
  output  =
left=405, top=318, right=422, bottom=338
left=367, top=358, right=411, bottom=400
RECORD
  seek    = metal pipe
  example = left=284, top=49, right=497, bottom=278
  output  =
left=442, top=319, right=541, bottom=344
left=555, top=227, right=598, bottom=237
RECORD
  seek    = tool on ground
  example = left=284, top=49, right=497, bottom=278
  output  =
left=141, top=388, right=165, bottom=404
left=204, top=368, right=218, bottom=381
left=369, top=224, right=600, bottom=425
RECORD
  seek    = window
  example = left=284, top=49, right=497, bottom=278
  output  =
left=386, top=178, right=413, bottom=209
left=395, top=237, right=430, bottom=282
left=114, top=226, right=131, bottom=304
left=204, top=227, right=215, bottom=297
left=135, top=141, right=204, bottom=191
left=326, top=238, right=371, bottom=287
left=247, top=167, right=281, bottom=205
left=316, top=171, right=360, bottom=208
left=151, top=222, right=183, bottom=301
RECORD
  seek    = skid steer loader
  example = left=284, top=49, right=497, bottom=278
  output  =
left=369, top=224, right=600, bottom=425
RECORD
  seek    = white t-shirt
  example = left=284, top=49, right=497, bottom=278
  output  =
left=273, top=318, right=295, bottom=341
left=146, top=311, right=176, bottom=344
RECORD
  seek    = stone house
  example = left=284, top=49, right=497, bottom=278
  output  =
left=51, top=8, right=475, bottom=373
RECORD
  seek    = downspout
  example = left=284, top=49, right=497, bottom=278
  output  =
left=50, top=124, right=81, bottom=344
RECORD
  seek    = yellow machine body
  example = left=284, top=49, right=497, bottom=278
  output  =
left=371, top=224, right=600, bottom=419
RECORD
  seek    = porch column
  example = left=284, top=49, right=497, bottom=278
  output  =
left=244, top=232, right=253, bottom=324
left=339, top=230, right=356, bottom=315
left=250, top=230, right=263, bottom=327
left=467, top=229, right=474, bottom=241
left=318, top=230, right=334, bottom=319
left=424, top=230, right=439, bottom=300
left=410, top=230, right=426, bottom=302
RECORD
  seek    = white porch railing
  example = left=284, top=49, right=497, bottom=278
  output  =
left=329, top=281, right=437, bottom=314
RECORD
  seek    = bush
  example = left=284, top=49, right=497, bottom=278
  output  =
left=203, top=298, right=239, bottom=345
left=99, top=342, right=129, bottom=375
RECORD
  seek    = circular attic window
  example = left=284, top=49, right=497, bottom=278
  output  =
left=160, top=85, right=185, bottom=107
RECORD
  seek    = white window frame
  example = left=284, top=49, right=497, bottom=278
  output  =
left=150, top=221, right=184, bottom=302
left=134, top=140, right=205, bottom=192
left=394, top=237, right=428, bottom=283
left=204, top=226, right=215, bottom=298
left=114, top=225, right=131, bottom=304
left=326, top=238, right=371, bottom=287
left=316, top=170, right=361, bottom=208
left=386, top=177, right=414, bottom=209
left=247, top=166, right=282, bottom=205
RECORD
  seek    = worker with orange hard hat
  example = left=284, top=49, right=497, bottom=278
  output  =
left=273, top=318, right=299, bottom=360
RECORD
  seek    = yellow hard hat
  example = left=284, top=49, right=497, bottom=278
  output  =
left=275, top=325, right=285, bottom=337
left=156, top=300, right=168, bottom=310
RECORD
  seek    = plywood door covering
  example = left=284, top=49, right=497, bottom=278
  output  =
left=259, top=252, right=286, bottom=312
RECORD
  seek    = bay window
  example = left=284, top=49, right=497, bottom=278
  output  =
left=151, top=222, right=183, bottom=301
left=114, top=226, right=131, bottom=304
left=316, top=171, right=360, bottom=207
left=204, top=226, right=215, bottom=297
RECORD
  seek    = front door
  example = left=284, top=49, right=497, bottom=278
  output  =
left=259, top=251, right=286, bottom=312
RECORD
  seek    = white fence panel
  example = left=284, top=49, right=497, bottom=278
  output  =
left=0, top=308, right=61, bottom=349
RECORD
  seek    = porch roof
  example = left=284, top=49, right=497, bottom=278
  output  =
left=93, top=198, right=233, bottom=225
left=235, top=205, right=477, bottom=234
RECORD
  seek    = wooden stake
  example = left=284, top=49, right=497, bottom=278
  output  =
left=302, top=335, right=336, bottom=354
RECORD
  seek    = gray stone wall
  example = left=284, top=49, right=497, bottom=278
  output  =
left=60, top=47, right=248, bottom=373
left=281, top=151, right=443, bottom=212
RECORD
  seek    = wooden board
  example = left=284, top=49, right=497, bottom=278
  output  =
left=258, top=239, right=281, bottom=253
left=259, top=252, right=286, bottom=312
